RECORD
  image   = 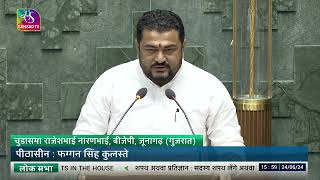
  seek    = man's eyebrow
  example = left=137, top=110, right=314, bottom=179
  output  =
left=143, top=44, right=158, bottom=48
left=164, top=44, right=177, bottom=49
left=143, top=44, right=177, bottom=49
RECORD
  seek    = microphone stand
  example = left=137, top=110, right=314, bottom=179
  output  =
left=172, top=98, right=195, bottom=135
left=109, top=97, right=139, bottom=135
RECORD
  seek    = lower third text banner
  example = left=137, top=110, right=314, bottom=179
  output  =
left=11, top=161, right=307, bottom=177
left=11, top=146, right=307, bottom=161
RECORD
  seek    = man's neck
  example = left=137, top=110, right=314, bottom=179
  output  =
left=153, top=81, right=167, bottom=87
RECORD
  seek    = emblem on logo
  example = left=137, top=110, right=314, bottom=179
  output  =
left=17, top=9, right=41, bottom=31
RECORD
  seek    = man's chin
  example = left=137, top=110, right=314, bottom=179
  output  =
left=147, top=74, right=169, bottom=85
left=151, top=77, right=168, bottom=83
left=151, top=73, right=169, bottom=81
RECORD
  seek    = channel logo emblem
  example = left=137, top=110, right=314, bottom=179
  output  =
left=16, top=9, right=41, bottom=31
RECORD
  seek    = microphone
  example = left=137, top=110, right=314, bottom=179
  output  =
left=165, top=89, right=195, bottom=135
left=109, top=88, right=147, bottom=135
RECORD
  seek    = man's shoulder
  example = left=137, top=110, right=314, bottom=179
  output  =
left=98, top=59, right=139, bottom=79
left=182, top=60, right=229, bottom=95
left=182, top=61, right=233, bottom=109
left=183, top=61, right=222, bottom=84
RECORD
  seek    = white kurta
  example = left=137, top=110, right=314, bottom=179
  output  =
left=73, top=59, right=244, bottom=146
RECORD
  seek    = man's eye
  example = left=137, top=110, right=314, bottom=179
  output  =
left=145, top=49, right=156, bottom=53
left=165, top=48, right=175, bottom=53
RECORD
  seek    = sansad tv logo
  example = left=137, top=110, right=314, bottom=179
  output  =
left=16, top=9, right=41, bottom=31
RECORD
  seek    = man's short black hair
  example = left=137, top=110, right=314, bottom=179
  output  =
left=136, top=9, right=185, bottom=44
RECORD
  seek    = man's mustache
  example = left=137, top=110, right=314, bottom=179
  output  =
left=151, top=62, right=170, bottom=68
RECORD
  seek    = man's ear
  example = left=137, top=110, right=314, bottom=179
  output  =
left=182, top=39, right=187, bottom=59
left=135, top=39, right=140, bottom=59
left=182, top=39, right=187, bottom=48
left=135, top=39, right=139, bottom=52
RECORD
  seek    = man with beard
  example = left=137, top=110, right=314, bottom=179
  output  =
left=73, top=9, right=244, bottom=146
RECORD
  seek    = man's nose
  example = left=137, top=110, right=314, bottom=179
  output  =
left=155, top=51, right=166, bottom=63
